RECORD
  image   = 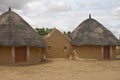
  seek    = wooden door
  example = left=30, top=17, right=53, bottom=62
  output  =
left=103, top=46, right=110, bottom=59
left=15, top=46, right=27, bottom=63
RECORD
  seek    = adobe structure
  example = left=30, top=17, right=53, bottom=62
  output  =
left=44, top=29, right=73, bottom=58
left=70, top=14, right=120, bottom=59
left=0, top=7, right=119, bottom=65
left=0, top=7, right=45, bottom=65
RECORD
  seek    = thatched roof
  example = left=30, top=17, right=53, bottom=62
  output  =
left=0, top=7, right=45, bottom=47
left=70, top=14, right=120, bottom=46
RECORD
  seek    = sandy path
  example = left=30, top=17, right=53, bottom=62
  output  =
left=0, top=59, right=120, bottom=80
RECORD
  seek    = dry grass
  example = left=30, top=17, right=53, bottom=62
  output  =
left=0, top=59, right=120, bottom=80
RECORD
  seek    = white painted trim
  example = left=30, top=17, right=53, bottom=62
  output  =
left=11, top=46, right=15, bottom=63
left=27, top=46, right=30, bottom=63
left=73, top=49, right=80, bottom=60
left=101, top=46, right=103, bottom=59
left=110, top=46, right=112, bottom=59
left=73, top=49, right=77, bottom=59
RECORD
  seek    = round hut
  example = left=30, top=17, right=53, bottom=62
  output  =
left=44, top=28, right=72, bottom=58
left=0, top=7, right=45, bottom=65
left=70, top=14, right=120, bottom=60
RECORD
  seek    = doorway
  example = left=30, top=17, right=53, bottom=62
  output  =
left=15, top=46, right=27, bottom=63
left=103, top=46, right=110, bottom=59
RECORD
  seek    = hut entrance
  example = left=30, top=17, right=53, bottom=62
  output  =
left=15, top=46, right=27, bottom=63
left=103, top=46, right=110, bottom=59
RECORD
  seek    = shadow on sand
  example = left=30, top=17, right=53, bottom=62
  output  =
left=0, top=59, right=53, bottom=67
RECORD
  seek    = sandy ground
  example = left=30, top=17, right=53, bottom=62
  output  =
left=0, top=59, right=120, bottom=80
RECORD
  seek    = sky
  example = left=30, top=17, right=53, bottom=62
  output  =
left=0, top=0, right=120, bottom=37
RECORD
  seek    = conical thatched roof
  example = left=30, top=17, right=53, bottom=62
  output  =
left=70, top=14, right=120, bottom=46
left=0, top=7, right=45, bottom=47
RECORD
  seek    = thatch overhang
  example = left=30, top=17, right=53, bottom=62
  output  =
left=0, top=7, right=45, bottom=47
left=70, top=14, right=120, bottom=46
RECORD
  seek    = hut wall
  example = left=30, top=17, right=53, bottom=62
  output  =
left=0, top=46, right=13, bottom=64
left=74, top=46, right=102, bottom=59
left=44, top=31, right=72, bottom=58
left=45, top=44, right=72, bottom=58
left=28, top=47, right=42, bottom=64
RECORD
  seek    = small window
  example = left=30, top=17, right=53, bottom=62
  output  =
left=48, top=46, right=51, bottom=50
left=64, top=47, right=67, bottom=52
left=64, top=47, right=67, bottom=49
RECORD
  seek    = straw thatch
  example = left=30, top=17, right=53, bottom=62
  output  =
left=0, top=7, right=45, bottom=47
left=70, top=15, right=120, bottom=46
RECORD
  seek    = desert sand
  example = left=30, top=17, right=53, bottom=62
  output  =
left=0, top=59, right=120, bottom=80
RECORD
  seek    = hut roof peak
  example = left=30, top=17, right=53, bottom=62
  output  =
left=8, top=7, right=11, bottom=11
left=89, top=14, right=91, bottom=19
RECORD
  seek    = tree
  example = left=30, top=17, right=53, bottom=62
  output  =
left=35, top=28, right=53, bottom=36
left=64, top=31, right=71, bottom=36
left=35, top=27, right=71, bottom=36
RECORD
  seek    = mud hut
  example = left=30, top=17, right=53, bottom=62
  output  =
left=44, top=29, right=72, bottom=58
left=0, top=7, right=45, bottom=65
left=70, top=14, right=120, bottom=59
